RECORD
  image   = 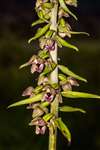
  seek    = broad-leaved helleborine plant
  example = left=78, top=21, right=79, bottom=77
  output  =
left=8, top=0, right=100, bottom=150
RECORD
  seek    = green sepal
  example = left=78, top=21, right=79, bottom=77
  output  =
left=55, top=35, right=79, bottom=51
left=43, top=113, right=54, bottom=122
left=58, top=0, right=77, bottom=20
left=41, top=102, right=49, bottom=107
left=61, top=91, right=100, bottom=99
left=38, top=50, right=49, bottom=59
left=45, top=30, right=54, bottom=38
left=40, top=62, right=56, bottom=76
left=34, top=86, right=43, bottom=94
left=58, top=74, right=67, bottom=81
left=28, top=24, right=50, bottom=43
left=42, top=3, right=53, bottom=9
left=31, top=19, right=45, bottom=27
left=55, top=118, right=71, bottom=143
left=70, top=31, right=89, bottom=36
left=58, top=65, right=87, bottom=82
left=59, top=106, right=86, bottom=113
left=8, top=93, right=43, bottom=108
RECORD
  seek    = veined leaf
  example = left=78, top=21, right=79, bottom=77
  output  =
left=28, top=24, right=50, bottom=43
left=55, top=118, right=71, bottom=143
left=61, top=91, right=100, bottom=99
left=59, top=106, right=86, bottom=113
left=70, top=31, right=89, bottom=36
left=58, top=65, right=87, bottom=82
left=55, top=35, right=79, bottom=51
left=58, top=74, right=67, bottom=81
left=31, top=19, right=45, bottom=27
left=58, top=0, right=77, bottom=20
left=43, top=113, right=54, bottom=122
left=8, top=93, right=43, bottom=108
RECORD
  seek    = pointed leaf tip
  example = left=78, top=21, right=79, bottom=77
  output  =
left=8, top=93, right=43, bottom=108
left=55, top=118, right=71, bottom=143
left=61, top=91, right=100, bottom=99
left=58, top=65, right=87, bottom=82
left=59, top=106, right=86, bottom=114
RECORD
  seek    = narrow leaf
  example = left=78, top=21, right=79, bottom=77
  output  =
left=31, top=19, right=45, bottom=27
left=59, top=106, right=86, bottom=113
left=55, top=35, right=79, bottom=51
left=61, top=91, right=100, bottom=99
left=8, top=93, right=43, bottom=108
left=28, top=24, right=50, bottom=43
left=43, top=113, right=54, bottom=122
left=19, top=62, right=29, bottom=69
left=58, top=0, right=77, bottom=20
left=55, top=118, right=71, bottom=143
left=70, top=31, right=89, bottom=36
left=58, top=65, right=87, bottom=82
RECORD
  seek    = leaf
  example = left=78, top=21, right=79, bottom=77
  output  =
left=43, top=113, right=54, bottom=122
left=58, top=65, right=87, bottom=82
left=58, top=0, right=77, bottom=20
left=59, top=106, right=86, bottom=113
left=58, top=74, right=67, bottom=81
left=8, top=93, right=43, bottom=108
left=31, top=19, right=45, bottom=27
left=55, top=35, right=79, bottom=51
left=70, top=31, right=89, bottom=36
left=61, top=91, right=100, bottom=99
left=55, top=118, right=71, bottom=143
left=28, top=24, right=50, bottom=43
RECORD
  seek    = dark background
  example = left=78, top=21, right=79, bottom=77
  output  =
left=0, top=0, right=100, bottom=150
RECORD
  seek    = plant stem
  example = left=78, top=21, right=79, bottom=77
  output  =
left=49, top=2, right=58, bottom=150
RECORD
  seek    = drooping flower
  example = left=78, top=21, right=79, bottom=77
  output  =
left=39, top=37, right=55, bottom=51
left=38, top=76, right=49, bottom=85
left=31, top=58, right=44, bottom=73
left=42, top=86, right=56, bottom=102
left=67, top=77, right=79, bottom=86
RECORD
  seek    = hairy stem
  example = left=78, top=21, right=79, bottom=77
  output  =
left=49, top=2, right=58, bottom=150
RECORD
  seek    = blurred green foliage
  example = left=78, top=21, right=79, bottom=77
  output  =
left=0, top=32, right=100, bottom=150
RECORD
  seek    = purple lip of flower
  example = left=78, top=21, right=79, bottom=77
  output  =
left=37, top=119, right=46, bottom=126
left=35, top=125, right=46, bottom=135
left=45, top=40, right=55, bottom=51
left=31, top=60, right=44, bottom=73
left=44, top=92, right=54, bottom=102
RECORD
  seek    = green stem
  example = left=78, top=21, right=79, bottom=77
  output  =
left=49, top=2, right=58, bottom=150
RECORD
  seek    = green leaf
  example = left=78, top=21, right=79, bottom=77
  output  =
left=31, top=19, right=45, bottom=27
left=70, top=31, right=89, bottom=36
left=58, top=74, right=67, bottom=81
left=61, top=91, right=100, bottom=99
left=55, top=118, right=71, bottom=143
left=43, top=113, right=54, bottom=122
left=28, top=24, right=50, bottom=43
left=55, top=35, right=79, bottom=51
left=58, top=0, right=77, bottom=20
left=58, top=65, right=87, bottom=82
left=59, top=106, right=86, bottom=113
left=8, top=93, right=43, bottom=108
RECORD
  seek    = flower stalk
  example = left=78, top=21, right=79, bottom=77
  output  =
left=8, top=0, right=100, bottom=150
